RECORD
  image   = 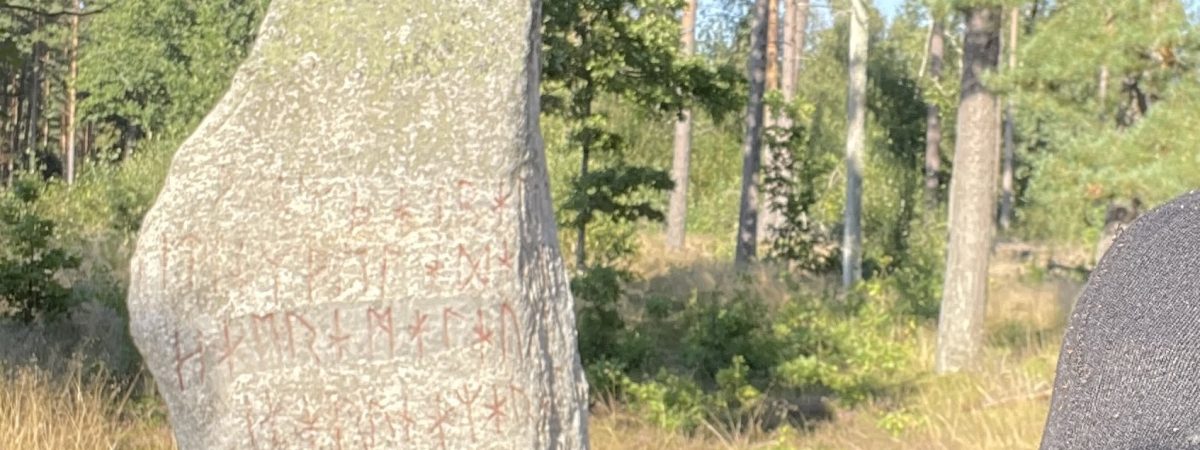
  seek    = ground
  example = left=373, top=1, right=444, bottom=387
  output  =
left=0, top=239, right=1081, bottom=450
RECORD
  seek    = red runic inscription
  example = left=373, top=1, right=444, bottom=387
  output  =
left=172, top=330, right=205, bottom=391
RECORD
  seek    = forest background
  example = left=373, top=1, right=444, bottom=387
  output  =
left=1, top=0, right=1197, bottom=448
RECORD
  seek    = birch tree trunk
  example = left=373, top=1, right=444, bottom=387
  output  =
left=65, top=8, right=79, bottom=184
left=665, top=0, right=698, bottom=251
left=936, top=7, right=1002, bottom=374
left=841, top=0, right=869, bottom=288
left=734, top=0, right=771, bottom=268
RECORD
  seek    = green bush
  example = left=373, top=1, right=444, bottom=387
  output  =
left=0, top=179, right=82, bottom=324
left=772, top=282, right=916, bottom=405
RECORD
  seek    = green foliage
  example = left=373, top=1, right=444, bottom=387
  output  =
left=0, top=177, right=80, bottom=324
left=772, top=285, right=916, bottom=405
left=764, top=3, right=936, bottom=276
left=572, top=265, right=651, bottom=374
left=622, top=370, right=708, bottom=431
left=678, top=290, right=777, bottom=382
left=1008, top=0, right=1200, bottom=242
left=32, top=139, right=176, bottom=315
left=541, top=0, right=741, bottom=267
left=79, top=0, right=266, bottom=150
left=884, top=215, right=947, bottom=319
left=574, top=262, right=921, bottom=431
left=563, top=165, right=674, bottom=229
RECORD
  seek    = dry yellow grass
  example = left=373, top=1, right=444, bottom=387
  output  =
left=0, top=362, right=174, bottom=450
left=0, top=236, right=1074, bottom=450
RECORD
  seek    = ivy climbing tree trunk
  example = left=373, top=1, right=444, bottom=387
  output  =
left=761, top=0, right=809, bottom=246
left=734, top=0, right=770, bottom=268
left=665, top=0, right=698, bottom=251
left=936, top=6, right=1002, bottom=374
left=841, top=0, right=868, bottom=288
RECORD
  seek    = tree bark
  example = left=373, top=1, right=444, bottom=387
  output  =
left=756, top=0, right=779, bottom=242
left=760, top=0, right=810, bottom=246
left=734, top=0, right=770, bottom=268
left=39, top=45, right=49, bottom=152
left=781, top=0, right=809, bottom=95
left=7, top=76, right=21, bottom=186
left=924, top=18, right=945, bottom=210
left=936, top=7, right=1002, bottom=374
left=25, top=34, right=43, bottom=173
left=999, top=7, right=1018, bottom=230
left=765, top=0, right=779, bottom=92
left=65, top=8, right=79, bottom=184
left=665, top=0, right=698, bottom=251
left=841, top=0, right=868, bottom=288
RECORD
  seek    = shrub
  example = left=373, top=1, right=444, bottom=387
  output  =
left=0, top=178, right=81, bottom=324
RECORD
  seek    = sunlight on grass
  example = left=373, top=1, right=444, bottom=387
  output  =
left=2, top=239, right=1070, bottom=450
left=0, top=361, right=174, bottom=450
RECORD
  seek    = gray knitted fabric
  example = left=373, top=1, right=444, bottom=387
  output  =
left=1042, top=191, right=1200, bottom=449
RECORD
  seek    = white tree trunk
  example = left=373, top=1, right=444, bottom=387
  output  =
left=127, top=1, right=590, bottom=448
left=842, top=0, right=869, bottom=288
left=65, top=10, right=79, bottom=185
left=665, top=0, right=698, bottom=250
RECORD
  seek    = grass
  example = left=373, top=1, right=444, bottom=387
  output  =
left=590, top=326, right=1059, bottom=450
left=0, top=236, right=1074, bottom=450
left=0, top=361, right=174, bottom=450
left=589, top=236, right=1071, bottom=449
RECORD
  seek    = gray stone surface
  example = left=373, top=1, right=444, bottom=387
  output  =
left=127, top=1, right=589, bottom=448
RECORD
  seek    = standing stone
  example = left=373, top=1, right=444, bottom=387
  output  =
left=127, top=1, right=590, bottom=449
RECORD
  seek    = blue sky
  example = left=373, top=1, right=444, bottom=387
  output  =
left=878, top=0, right=905, bottom=20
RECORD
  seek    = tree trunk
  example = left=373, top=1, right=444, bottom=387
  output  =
left=7, top=76, right=21, bottom=186
left=756, top=0, right=780, bottom=242
left=126, top=1, right=590, bottom=448
left=1098, top=65, right=1109, bottom=106
left=65, top=9, right=79, bottom=184
left=734, top=0, right=770, bottom=268
left=765, top=0, right=779, bottom=92
left=760, top=0, right=810, bottom=246
left=841, top=0, right=868, bottom=288
left=936, top=7, right=1002, bottom=374
left=781, top=0, right=809, bottom=95
left=999, top=7, right=1018, bottom=230
left=39, top=46, right=49, bottom=153
left=575, top=127, right=590, bottom=269
left=665, top=0, right=698, bottom=251
left=924, top=18, right=945, bottom=210
left=25, top=40, right=43, bottom=173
